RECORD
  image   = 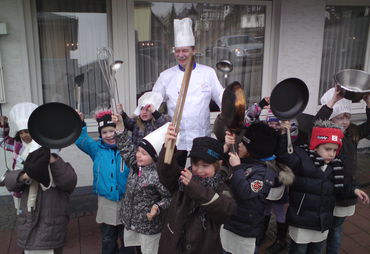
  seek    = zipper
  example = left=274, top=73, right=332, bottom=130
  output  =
left=296, top=193, right=306, bottom=215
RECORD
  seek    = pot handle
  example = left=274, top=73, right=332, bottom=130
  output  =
left=287, top=128, right=294, bottom=154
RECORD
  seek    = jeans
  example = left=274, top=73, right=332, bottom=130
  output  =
left=326, top=216, right=346, bottom=254
left=101, top=224, right=135, bottom=254
left=289, top=240, right=326, bottom=254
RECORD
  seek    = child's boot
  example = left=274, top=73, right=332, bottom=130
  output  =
left=266, top=222, right=288, bottom=254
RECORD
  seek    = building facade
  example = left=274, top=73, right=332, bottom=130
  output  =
left=0, top=0, right=369, bottom=196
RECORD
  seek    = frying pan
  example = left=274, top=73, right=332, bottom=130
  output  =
left=270, top=78, right=309, bottom=153
left=334, top=69, right=370, bottom=102
left=221, top=81, right=246, bottom=152
left=28, top=103, right=83, bottom=148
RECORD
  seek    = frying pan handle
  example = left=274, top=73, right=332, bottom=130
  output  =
left=76, top=86, right=81, bottom=112
left=287, top=128, right=294, bottom=154
left=230, top=144, right=237, bottom=154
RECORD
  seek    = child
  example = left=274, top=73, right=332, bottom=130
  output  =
left=156, top=123, right=236, bottom=254
left=0, top=102, right=40, bottom=212
left=4, top=147, right=77, bottom=254
left=113, top=114, right=171, bottom=254
left=277, top=120, right=365, bottom=254
left=75, top=109, right=131, bottom=254
left=120, top=91, right=169, bottom=146
left=222, top=122, right=292, bottom=254
left=316, top=86, right=370, bottom=254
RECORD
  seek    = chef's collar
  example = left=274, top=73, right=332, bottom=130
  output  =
left=178, top=62, right=196, bottom=72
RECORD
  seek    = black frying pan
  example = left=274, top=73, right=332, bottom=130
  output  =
left=270, top=78, right=309, bottom=153
left=28, top=102, right=83, bottom=148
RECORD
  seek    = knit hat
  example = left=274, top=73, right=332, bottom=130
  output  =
left=266, top=109, right=279, bottom=123
left=320, top=88, right=352, bottom=119
left=95, top=110, right=115, bottom=135
left=174, top=18, right=195, bottom=47
left=309, top=121, right=344, bottom=152
left=241, top=122, right=278, bottom=159
left=189, top=137, right=223, bottom=163
left=23, top=147, right=51, bottom=186
left=244, top=103, right=262, bottom=126
left=8, top=102, right=38, bottom=137
left=138, top=122, right=171, bottom=161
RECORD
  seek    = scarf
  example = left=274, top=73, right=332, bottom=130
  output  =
left=300, top=144, right=344, bottom=193
left=179, top=169, right=225, bottom=230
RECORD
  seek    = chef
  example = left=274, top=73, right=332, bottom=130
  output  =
left=152, top=17, right=224, bottom=166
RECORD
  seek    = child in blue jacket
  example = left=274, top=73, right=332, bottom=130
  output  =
left=75, top=109, right=131, bottom=254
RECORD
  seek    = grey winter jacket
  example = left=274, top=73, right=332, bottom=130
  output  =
left=115, top=130, right=171, bottom=235
left=4, top=155, right=77, bottom=250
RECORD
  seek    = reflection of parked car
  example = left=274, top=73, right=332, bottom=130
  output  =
left=206, top=35, right=263, bottom=62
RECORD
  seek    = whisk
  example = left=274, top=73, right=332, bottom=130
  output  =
left=97, top=47, right=122, bottom=113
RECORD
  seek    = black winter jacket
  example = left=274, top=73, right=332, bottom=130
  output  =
left=314, top=106, right=370, bottom=206
left=277, top=135, right=336, bottom=232
left=223, top=159, right=277, bottom=238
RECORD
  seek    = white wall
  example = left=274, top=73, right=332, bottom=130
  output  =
left=276, top=0, right=326, bottom=115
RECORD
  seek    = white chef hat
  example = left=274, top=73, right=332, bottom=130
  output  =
left=320, top=88, right=352, bottom=120
left=8, top=102, right=38, bottom=137
left=134, top=91, right=163, bottom=116
left=174, top=17, right=195, bottom=48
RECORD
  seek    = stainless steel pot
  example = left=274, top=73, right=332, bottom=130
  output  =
left=334, top=69, right=370, bottom=102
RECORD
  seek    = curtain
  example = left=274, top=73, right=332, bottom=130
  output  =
left=37, top=0, right=110, bottom=116
left=319, top=6, right=370, bottom=101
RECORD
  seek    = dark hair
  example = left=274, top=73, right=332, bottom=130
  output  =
left=190, top=157, right=221, bottom=171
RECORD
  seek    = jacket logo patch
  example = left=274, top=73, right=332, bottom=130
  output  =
left=251, top=180, right=263, bottom=193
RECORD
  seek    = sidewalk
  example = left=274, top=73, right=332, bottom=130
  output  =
left=1, top=186, right=369, bottom=254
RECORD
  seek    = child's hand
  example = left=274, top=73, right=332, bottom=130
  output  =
left=20, top=172, right=31, bottom=182
left=354, top=188, right=370, bottom=205
left=280, top=120, right=291, bottom=134
left=180, top=168, right=192, bottom=186
left=228, top=152, right=241, bottom=167
left=116, top=104, right=124, bottom=115
left=327, top=84, right=345, bottom=108
left=363, top=93, right=370, bottom=108
left=112, top=113, right=124, bottom=132
left=146, top=204, right=160, bottom=221
left=165, top=123, right=177, bottom=146
left=75, top=110, right=84, bottom=121
left=145, top=104, right=155, bottom=113
left=224, top=131, right=236, bottom=152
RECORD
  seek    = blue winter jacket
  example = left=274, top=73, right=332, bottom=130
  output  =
left=75, top=126, right=129, bottom=201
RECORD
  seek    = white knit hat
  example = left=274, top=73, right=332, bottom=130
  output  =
left=8, top=102, right=38, bottom=137
left=320, top=88, right=352, bottom=119
left=134, top=91, right=163, bottom=116
left=174, top=18, right=195, bottom=48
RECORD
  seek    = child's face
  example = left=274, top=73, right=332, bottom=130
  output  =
left=101, top=126, right=116, bottom=145
left=136, top=147, right=154, bottom=167
left=268, top=121, right=280, bottom=130
left=331, top=113, right=351, bottom=131
left=19, top=129, right=32, bottom=144
left=238, top=142, right=248, bottom=158
left=315, top=143, right=339, bottom=164
left=140, top=107, right=153, bottom=121
left=191, top=160, right=216, bottom=178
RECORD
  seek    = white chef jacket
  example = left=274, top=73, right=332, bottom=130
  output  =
left=153, top=63, right=223, bottom=151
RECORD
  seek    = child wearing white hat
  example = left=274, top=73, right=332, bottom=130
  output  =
left=119, top=91, right=169, bottom=146
left=0, top=102, right=40, bottom=211
left=113, top=114, right=171, bottom=254
left=315, top=85, right=370, bottom=254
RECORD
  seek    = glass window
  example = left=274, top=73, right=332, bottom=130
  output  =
left=320, top=5, right=370, bottom=186
left=36, top=0, right=111, bottom=117
left=319, top=6, right=370, bottom=99
left=134, top=2, right=266, bottom=107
